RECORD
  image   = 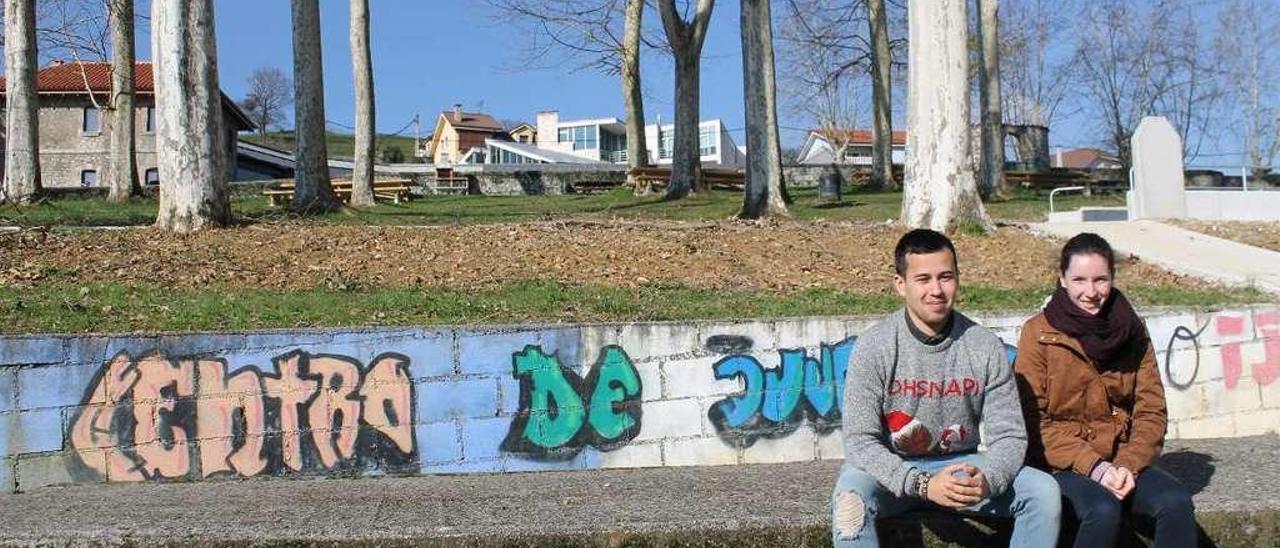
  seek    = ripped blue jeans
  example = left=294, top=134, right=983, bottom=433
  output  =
left=830, top=453, right=1061, bottom=548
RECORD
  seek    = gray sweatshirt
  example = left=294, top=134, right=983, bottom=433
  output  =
left=842, top=309, right=1027, bottom=498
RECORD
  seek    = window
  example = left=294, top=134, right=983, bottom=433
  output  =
left=80, top=170, right=98, bottom=187
left=82, top=107, right=102, bottom=134
left=699, top=126, right=717, bottom=156
left=560, top=125, right=597, bottom=150
left=144, top=107, right=155, bottom=133
left=144, top=168, right=159, bottom=186
left=659, top=128, right=674, bottom=160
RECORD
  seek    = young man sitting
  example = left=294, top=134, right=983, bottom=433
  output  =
left=831, top=229, right=1061, bottom=547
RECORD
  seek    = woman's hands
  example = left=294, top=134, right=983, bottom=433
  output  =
left=1101, top=466, right=1136, bottom=499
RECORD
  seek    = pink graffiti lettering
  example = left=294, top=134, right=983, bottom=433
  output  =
left=1253, top=312, right=1280, bottom=387
left=1216, top=315, right=1247, bottom=389
left=68, top=350, right=416, bottom=481
left=197, top=361, right=268, bottom=478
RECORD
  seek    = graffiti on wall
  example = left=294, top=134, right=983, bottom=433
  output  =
left=1163, top=311, right=1280, bottom=391
left=502, top=345, right=642, bottom=458
left=68, top=349, right=416, bottom=481
left=709, top=337, right=857, bottom=447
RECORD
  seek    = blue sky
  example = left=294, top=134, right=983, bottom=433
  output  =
left=203, top=1, right=777, bottom=146
left=24, top=0, right=1253, bottom=165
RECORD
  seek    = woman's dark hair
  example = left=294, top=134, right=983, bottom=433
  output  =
left=1059, top=232, right=1115, bottom=276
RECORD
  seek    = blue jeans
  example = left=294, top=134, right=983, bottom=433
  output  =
left=831, top=453, right=1061, bottom=548
left=1055, top=466, right=1195, bottom=548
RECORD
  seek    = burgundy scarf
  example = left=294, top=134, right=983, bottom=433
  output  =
left=1043, top=285, right=1144, bottom=367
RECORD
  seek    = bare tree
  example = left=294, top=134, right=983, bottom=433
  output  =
left=778, top=0, right=868, bottom=165
left=620, top=0, right=650, bottom=192
left=289, top=0, right=339, bottom=213
left=105, top=0, right=138, bottom=202
left=491, top=0, right=653, bottom=191
left=241, top=67, right=292, bottom=138
left=1073, top=0, right=1219, bottom=174
left=998, top=0, right=1074, bottom=128
left=152, top=0, right=230, bottom=232
left=738, top=0, right=787, bottom=219
left=975, top=0, right=1005, bottom=199
left=349, top=0, right=375, bottom=206
left=997, top=0, right=1075, bottom=170
left=867, top=0, right=894, bottom=190
left=35, top=0, right=110, bottom=64
left=3, top=0, right=42, bottom=204
left=901, top=0, right=990, bottom=233
left=1215, top=0, right=1280, bottom=178
left=658, top=0, right=715, bottom=200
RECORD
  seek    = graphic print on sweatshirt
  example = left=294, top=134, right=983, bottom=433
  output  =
left=885, top=410, right=970, bottom=455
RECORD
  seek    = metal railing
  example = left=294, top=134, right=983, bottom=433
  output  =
left=1048, top=186, right=1087, bottom=214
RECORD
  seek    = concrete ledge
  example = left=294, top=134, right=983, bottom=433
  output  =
left=0, top=436, right=1275, bottom=547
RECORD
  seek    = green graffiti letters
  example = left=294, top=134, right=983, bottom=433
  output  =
left=502, top=345, right=642, bottom=458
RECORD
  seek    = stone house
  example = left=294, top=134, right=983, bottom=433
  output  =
left=0, top=60, right=254, bottom=188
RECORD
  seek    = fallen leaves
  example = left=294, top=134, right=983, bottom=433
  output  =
left=0, top=219, right=1215, bottom=295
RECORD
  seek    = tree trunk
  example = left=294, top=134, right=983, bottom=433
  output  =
left=737, top=0, right=787, bottom=219
left=658, top=0, right=714, bottom=201
left=1007, top=124, right=1049, bottom=171
left=107, top=0, right=139, bottom=203
left=291, top=0, right=339, bottom=213
left=867, top=0, right=896, bottom=191
left=622, top=0, right=651, bottom=195
left=349, top=0, right=375, bottom=207
left=976, top=0, right=1006, bottom=200
left=902, top=0, right=991, bottom=233
left=667, top=51, right=704, bottom=199
left=152, top=0, right=230, bottom=233
left=3, top=0, right=41, bottom=204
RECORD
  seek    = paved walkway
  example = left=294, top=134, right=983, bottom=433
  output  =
left=1031, top=220, right=1280, bottom=294
left=0, top=436, right=1276, bottom=547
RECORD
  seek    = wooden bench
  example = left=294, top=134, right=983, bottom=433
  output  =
left=628, top=167, right=746, bottom=192
left=1004, top=169, right=1092, bottom=191
left=264, top=178, right=415, bottom=206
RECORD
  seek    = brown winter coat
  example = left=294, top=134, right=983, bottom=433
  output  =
left=1014, top=312, right=1168, bottom=475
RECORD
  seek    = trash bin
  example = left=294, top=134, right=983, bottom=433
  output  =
left=818, top=168, right=843, bottom=204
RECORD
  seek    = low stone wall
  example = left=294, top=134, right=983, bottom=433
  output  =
left=453, top=165, right=628, bottom=196
left=1185, top=189, right=1280, bottom=221
left=783, top=165, right=868, bottom=189
left=1, top=305, right=1276, bottom=492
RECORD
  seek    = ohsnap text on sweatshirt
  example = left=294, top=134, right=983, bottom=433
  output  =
left=889, top=378, right=981, bottom=398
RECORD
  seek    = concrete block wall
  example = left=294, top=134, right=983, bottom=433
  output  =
left=0, top=305, right=1276, bottom=492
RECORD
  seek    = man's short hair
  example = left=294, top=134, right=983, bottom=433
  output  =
left=894, top=229, right=958, bottom=276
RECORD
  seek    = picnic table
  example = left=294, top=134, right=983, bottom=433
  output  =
left=263, top=178, right=415, bottom=206
left=628, top=166, right=746, bottom=192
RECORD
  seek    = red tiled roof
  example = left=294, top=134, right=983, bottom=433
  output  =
left=816, top=128, right=907, bottom=146
left=443, top=110, right=504, bottom=132
left=1056, top=148, right=1120, bottom=169
left=1, top=61, right=255, bottom=131
left=0, top=61, right=154, bottom=93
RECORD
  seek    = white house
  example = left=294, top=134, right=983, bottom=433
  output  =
left=795, top=129, right=906, bottom=166
left=462, top=110, right=743, bottom=167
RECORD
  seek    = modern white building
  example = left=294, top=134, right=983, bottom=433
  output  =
left=462, top=110, right=743, bottom=167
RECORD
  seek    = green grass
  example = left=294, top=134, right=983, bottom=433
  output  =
left=0, top=196, right=276, bottom=227
left=0, top=186, right=1126, bottom=227
left=0, top=280, right=1264, bottom=334
left=240, top=131, right=422, bottom=162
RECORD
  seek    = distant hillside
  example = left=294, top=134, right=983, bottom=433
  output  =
left=240, top=131, right=425, bottom=163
